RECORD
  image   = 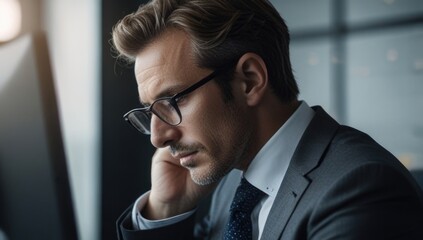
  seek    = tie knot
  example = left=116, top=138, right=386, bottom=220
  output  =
left=230, top=177, right=265, bottom=214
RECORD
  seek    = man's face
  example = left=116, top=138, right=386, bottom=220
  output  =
left=134, top=29, right=253, bottom=185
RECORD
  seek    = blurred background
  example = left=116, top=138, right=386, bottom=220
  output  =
left=0, top=0, right=422, bottom=239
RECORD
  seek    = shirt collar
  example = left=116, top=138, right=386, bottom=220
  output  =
left=244, top=101, right=315, bottom=197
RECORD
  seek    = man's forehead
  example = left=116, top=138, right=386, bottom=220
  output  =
left=134, top=29, right=193, bottom=74
left=134, top=29, right=194, bottom=104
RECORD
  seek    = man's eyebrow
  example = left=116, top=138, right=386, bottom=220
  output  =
left=139, top=84, right=186, bottom=107
left=138, top=99, right=148, bottom=107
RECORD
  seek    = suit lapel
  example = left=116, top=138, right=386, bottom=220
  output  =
left=261, top=169, right=309, bottom=239
left=261, top=106, right=339, bottom=239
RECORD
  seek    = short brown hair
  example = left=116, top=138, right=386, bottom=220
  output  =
left=112, top=0, right=299, bottom=102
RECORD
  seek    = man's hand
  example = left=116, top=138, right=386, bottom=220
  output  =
left=142, top=147, right=217, bottom=220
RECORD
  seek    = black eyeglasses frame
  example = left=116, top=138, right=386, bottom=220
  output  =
left=123, top=69, right=224, bottom=133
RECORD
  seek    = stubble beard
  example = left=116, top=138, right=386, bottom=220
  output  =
left=188, top=104, right=252, bottom=186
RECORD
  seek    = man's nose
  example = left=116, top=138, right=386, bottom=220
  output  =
left=150, top=114, right=181, bottom=148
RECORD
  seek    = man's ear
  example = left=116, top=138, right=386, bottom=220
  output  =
left=235, top=53, right=268, bottom=106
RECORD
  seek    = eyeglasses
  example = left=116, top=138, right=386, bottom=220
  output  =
left=123, top=69, right=223, bottom=135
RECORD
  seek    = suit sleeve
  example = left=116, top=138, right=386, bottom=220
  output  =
left=308, top=163, right=423, bottom=240
left=116, top=205, right=197, bottom=240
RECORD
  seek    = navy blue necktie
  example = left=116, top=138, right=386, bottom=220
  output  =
left=224, top=177, right=265, bottom=240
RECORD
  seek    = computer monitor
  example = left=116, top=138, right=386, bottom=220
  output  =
left=0, top=32, right=78, bottom=240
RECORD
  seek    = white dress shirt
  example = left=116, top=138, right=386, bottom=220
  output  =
left=132, top=101, right=315, bottom=239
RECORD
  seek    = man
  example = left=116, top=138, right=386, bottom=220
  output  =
left=112, top=0, right=423, bottom=239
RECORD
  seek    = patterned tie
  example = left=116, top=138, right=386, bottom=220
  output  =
left=224, top=177, right=265, bottom=240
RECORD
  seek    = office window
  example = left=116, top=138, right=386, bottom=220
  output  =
left=271, top=0, right=423, bottom=169
left=346, top=0, right=423, bottom=27
left=346, top=24, right=423, bottom=168
left=271, top=0, right=332, bottom=32
left=291, top=38, right=334, bottom=113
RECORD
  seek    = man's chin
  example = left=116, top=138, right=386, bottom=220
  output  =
left=188, top=167, right=229, bottom=186
left=188, top=170, right=214, bottom=186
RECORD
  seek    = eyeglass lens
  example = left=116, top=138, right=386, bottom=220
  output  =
left=127, top=111, right=151, bottom=134
left=126, top=99, right=181, bottom=134
left=152, top=99, right=180, bottom=125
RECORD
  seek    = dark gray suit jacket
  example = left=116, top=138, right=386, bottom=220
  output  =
left=117, top=106, right=423, bottom=240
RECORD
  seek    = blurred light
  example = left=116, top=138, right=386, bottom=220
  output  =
left=383, top=0, right=396, bottom=5
left=331, top=55, right=340, bottom=65
left=415, top=59, right=423, bottom=71
left=353, top=66, right=371, bottom=77
left=0, top=0, right=22, bottom=42
left=308, top=52, right=320, bottom=66
left=386, top=49, right=399, bottom=62
left=398, top=153, right=414, bottom=169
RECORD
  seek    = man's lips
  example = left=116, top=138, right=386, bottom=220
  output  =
left=173, top=151, right=197, bottom=166
left=172, top=150, right=196, bottom=159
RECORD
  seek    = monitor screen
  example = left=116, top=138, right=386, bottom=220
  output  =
left=0, top=33, right=78, bottom=240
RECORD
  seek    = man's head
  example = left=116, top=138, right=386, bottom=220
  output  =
left=113, top=0, right=299, bottom=184
left=113, top=0, right=299, bottom=102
